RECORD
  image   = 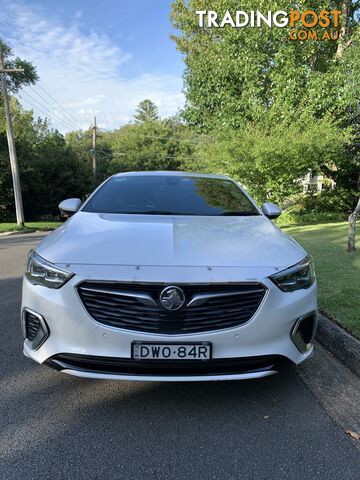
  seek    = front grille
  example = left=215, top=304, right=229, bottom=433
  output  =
left=46, top=353, right=289, bottom=376
left=24, top=311, right=41, bottom=341
left=78, top=282, right=267, bottom=334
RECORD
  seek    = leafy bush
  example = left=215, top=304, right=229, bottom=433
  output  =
left=276, top=211, right=347, bottom=228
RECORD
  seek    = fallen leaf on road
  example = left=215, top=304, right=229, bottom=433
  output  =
left=345, top=430, right=360, bottom=440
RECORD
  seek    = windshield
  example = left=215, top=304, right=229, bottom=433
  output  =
left=82, top=175, right=259, bottom=216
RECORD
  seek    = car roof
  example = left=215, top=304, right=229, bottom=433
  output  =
left=112, top=171, right=232, bottom=180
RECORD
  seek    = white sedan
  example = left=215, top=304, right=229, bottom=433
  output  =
left=22, top=171, right=317, bottom=381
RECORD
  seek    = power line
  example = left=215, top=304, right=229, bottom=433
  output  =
left=28, top=86, right=80, bottom=128
left=19, top=91, right=77, bottom=130
left=28, top=85, right=83, bottom=130
left=19, top=91, right=79, bottom=131
left=35, top=83, right=84, bottom=128
left=18, top=93, right=77, bottom=131
left=20, top=90, right=80, bottom=130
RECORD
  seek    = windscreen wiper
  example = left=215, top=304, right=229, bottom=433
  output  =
left=219, top=211, right=259, bottom=216
left=120, top=210, right=196, bottom=215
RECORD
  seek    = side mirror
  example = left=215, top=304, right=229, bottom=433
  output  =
left=58, top=198, right=81, bottom=217
left=262, top=202, right=282, bottom=219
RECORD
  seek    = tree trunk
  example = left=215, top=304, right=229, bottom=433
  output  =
left=348, top=198, right=360, bottom=252
left=336, top=0, right=350, bottom=59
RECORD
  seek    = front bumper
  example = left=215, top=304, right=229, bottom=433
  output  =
left=39, top=352, right=292, bottom=382
left=21, top=265, right=317, bottom=381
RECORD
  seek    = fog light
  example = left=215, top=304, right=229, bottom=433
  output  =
left=22, top=308, right=49, bottom=350
left=291, top=312, right=317, bottom=353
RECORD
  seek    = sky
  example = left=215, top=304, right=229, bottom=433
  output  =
left=0, top=0, right=185, bottom=132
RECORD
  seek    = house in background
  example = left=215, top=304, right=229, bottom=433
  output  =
left=301, top=169, right=336, bottom=193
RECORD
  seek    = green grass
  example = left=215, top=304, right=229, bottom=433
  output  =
left=283, top=222, right=360, bottom=338
left=0, top=221, right=61, bottom=233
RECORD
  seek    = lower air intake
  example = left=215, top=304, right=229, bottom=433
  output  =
left=25, top=311, right=41, bottom=340
left=22, top=309, right=49, bottom=350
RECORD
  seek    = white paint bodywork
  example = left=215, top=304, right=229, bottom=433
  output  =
left=35, top=211, right=305, bottom=269
left=21, top=172, right=317, bottom=381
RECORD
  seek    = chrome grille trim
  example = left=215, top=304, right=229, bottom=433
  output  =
left=187, top=288, right=265, bottom=307
left=79, top=287, right=157, bottom=306
left=77, top=282, right=267, bottom=334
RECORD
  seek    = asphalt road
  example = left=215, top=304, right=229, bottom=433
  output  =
left=0, top=233, right=359, bottom=480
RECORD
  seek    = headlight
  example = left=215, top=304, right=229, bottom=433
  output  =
left=269, top=255, right=315, bottom=292
left=25, top=250, right=74, bottom=289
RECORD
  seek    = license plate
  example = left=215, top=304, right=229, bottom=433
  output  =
left=132, top=342, right=212, bottom=361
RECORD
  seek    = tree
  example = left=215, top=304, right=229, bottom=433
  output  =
left=170, top=1, right=360, bottom=206
left=65, top=128, right=113, bottom=186
left=184, top=112, right=349, bottom=203
left=0, top=99, right=92, bottom=221
left=0, top=38, right=38, bottom=92
left=348, top=198, right=360, bottom=252
left=106, top=117, right=195, bottom=174
left=171, top=1, right=359, bottom=131
left=0, top=39, right=38, bottom=222
left=134, top=99, right=159, bottom=124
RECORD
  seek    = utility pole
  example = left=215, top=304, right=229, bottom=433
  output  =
left=92, top=116, right=97, bottom=176
left=0, top=51, right=25, bottom=226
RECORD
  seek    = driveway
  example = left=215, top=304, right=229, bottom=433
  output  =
left=0, top=233, right=359, bottom=479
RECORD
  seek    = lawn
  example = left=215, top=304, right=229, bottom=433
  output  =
left=0, top=221, right=61, bottom=234
left=283, top=222, right=360, bottom=339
